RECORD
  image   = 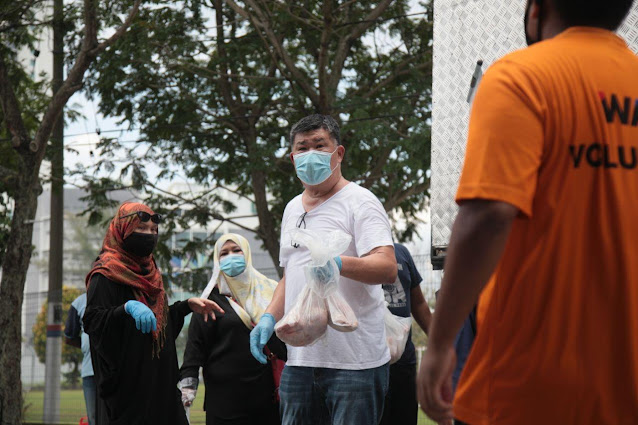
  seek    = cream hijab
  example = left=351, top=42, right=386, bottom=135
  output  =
left=200, top=233, right=277, bottom=329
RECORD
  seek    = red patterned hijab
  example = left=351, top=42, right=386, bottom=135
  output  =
left=86, top=202, right=168, bottom=355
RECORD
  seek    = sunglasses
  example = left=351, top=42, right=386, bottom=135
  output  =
left=119, top=211, right=163, bottom=224
left=291, top=211, right=308, bottom=248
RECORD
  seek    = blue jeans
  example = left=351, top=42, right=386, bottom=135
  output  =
left=280, top=364, right=389, bottom=425
left=82, top=376, right=97, bottom=425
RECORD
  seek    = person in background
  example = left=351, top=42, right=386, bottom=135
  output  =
left=250, top=114, right=398, bottom=425
left=380, top=243, right=432, bottom=425
left=432, top=291, right=477, bottom=395
left=83, top=202, right=224, bottom=425
left=64, top=292, right=96, bottom=425
left=179, top=233, right=286, bottom=425
left=451, top=306, right=476, bottom=395
left=418, top=0, right=638, bottom=424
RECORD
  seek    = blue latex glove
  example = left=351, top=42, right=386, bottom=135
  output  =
left=125, top=301, right=157, bottom=334
left=334, top=256, right=342, bottom=271
left=250, top=313, right=276, bottom=364
left=311, top=257, right=342, bottom=284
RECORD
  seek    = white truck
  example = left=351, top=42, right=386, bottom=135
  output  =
left=430, top=1, right=638, bottom=269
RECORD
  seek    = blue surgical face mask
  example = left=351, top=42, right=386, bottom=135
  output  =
left=293, top=149, right=339, bottom=186
left=219, top=254, right=246, bottom=277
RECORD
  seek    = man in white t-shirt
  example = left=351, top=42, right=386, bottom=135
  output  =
left=249, top=114, right=398, bottom=425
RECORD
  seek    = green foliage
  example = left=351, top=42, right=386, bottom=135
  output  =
left=75, top=0, right=433, bottom=290
left=0, top=28, right=50, bottom=267
left=32, top=287, right=84, bottom=388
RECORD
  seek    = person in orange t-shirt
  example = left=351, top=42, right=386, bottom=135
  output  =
left=417, top=0, right=638, bottom=424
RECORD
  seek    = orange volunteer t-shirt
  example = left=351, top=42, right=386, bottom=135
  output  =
left=453, top=27, right=638, bottom=425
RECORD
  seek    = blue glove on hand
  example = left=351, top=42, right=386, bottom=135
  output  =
left=334, top=256, right=342, bottom=271
left=311, top=257, right=342, bottom=284
left=250, top=313, right=276, bottom=364
left=125, top=301, right=157, bottom=334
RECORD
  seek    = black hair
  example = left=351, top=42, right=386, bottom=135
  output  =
left=289, top=114, right=341, bottom=148
left=552, top=0, right=633, bottom=30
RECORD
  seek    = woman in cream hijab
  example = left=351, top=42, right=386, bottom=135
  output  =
left=179, top=233, right=285, bottom=425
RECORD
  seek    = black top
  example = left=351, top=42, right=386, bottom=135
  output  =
left=84, top=273, right=191, bottom=425
left=64, top=303, right=82, bottom=344
left=382, top=243, right=423, bottom=365
left=179, top=288, right=286, bottom=418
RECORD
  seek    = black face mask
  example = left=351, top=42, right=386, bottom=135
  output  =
left=122, top=232, right=158, bottom=257
left=524, top=0, right=542, bottom=46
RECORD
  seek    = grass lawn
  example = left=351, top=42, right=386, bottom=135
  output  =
left=24, top=387, right=436, bottom=424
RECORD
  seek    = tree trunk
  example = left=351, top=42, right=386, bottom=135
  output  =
left=241, top=129, right=282, bottom=277
left=250, top=167, right=283, bottom=277
left=0, top=155, right=40, bottom=425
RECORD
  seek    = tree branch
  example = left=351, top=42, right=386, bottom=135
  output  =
left=143, top=177, right=258, bottom=234
left=225, top=0, right=320, bottom=106
left=0, top=19, right=53, bottom=33
left=213, top=0, right=244, bottom=119
left=213, top=214, right=258, bottom=234
left=275, top=2, right=322, bottom=30
left=361, top=145, right=393, bottom=188
left=0, top=0, right=48, bottom=33
left=219, top=184, right=255, bottom=204
left=93, top=0, right=143, bottom=55
left=349, top=0, right=394, bottom=37
left=362, top=60, right=431, bottom=100
left=335, top=0, right=359, bottom=13
left=328, top=0, right=394, bottom=96
left=385, top=181, right=429, bottom=211
left=317, top=0, right=333, bottom=113
left=82, top=0, right=99, bottom=49
left=172, top=61, right=284, bottom=81
left=0, top=55, right=31, bottom=150
left=31, top=0, right=143, bottom=158
left=253, top=62, right=278, bottom=118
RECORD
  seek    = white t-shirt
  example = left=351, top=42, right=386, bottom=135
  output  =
left=279, top=182, right=393, bottom=370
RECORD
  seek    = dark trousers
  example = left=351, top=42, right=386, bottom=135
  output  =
left=455, top=421, right=469, bottom=425
left=208, top=405, right=280, bottom=425
left=379, top=362, right=417, bottom=425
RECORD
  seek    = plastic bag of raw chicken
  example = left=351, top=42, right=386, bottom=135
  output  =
left=384, top=307, right=412, bottom=364
left=274, top=284, right=328, bottom=346
left=275, top=228, right=358, bottom=346
left=326, top=291, right=358, bottom=332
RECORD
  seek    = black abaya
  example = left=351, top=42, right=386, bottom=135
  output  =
left=84, top=273, right=190, bottom=425
left=179, top=288, right=285, bottom=425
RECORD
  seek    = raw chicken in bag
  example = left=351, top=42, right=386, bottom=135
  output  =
left=384, top=306, right=412, bottom=364
left=275, top=228, right=358, bottom=346
left=326, top=291, right=358, bottom=332
left=274, top=283, right=328, bottom=346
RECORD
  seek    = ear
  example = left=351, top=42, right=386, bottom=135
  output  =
left=336, top=145, right=345, bottom=161
left=290, top=152, right=295, bottom=164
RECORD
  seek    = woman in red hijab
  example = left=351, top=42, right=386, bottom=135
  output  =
left=83, top=202, right=223, bottom=425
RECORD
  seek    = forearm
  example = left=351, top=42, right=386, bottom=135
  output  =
left=169, top=301, right=192, bottom=339
left=265, top=275, right=286, bottom=321
left=428, top=201, right=516, bottom=349
left=169, top=300, right=193, bottom=318
left=340, top=246, right=397, bottom=284
left=410, top=288, right=432, bottom=336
